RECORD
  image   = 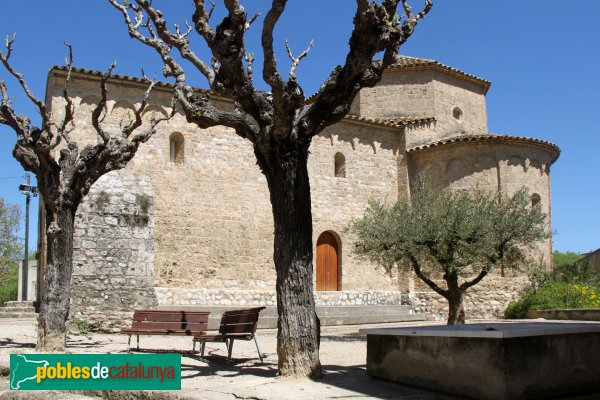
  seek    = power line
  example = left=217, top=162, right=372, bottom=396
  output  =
left=0, top=175, right=26, bottom=180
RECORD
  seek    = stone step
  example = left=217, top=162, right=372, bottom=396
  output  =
left=0, top=306, right=36, bottom=313
left=3, top=301, right=34, bottom=308
left=0, top=312, right=37, bottom=319
left=158, top=305, right=425, bottom=330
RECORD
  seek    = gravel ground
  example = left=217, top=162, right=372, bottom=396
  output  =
left=1, top=319, right=599, bottom=400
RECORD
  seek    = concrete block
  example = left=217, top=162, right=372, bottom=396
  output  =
left=361, top=322, right=600, bottom=400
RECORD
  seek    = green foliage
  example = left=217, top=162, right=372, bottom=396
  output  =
left=0, top=263, right=18, bottom=306
left=504, top=294, right=533, bottom=319
left=350, top=178, right=550, bottom=323
left=71, top=318, right=92, bottom=335
left=136, top=193, right=151, bottom=215
left=0, top=197, right=21, bottom=305
left=349, top=178, right=549, bottom=282
left=506, top=253, right=600, bottom=318
left=505, top=281, right=600, bottom=318
left=552, top=250, right=598, bottom=284
left=553, top=250, right=582, bottom=270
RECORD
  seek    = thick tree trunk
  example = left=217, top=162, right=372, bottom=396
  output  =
left=37, top=207, right=75, bottom=351
left=262, top=145, right=322, bottom=378
left=446, top=289, right=466, bottom=325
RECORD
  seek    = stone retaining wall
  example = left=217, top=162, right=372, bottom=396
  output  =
left=405, top=277, right=529, bottom=321
left=155, top=288, right=403, bottom=307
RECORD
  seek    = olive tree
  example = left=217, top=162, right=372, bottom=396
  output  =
left=107, top=0, right=432, bottom=377
left=349, top=181, right=549, bottom=324
left=0, top=39, right=172, bottom=351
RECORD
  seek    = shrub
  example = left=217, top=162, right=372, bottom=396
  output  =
left=504, top=281, right=600, bottom=318
left=0, top=264, right=18, bottom=306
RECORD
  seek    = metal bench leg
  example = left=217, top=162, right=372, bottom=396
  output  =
left=201, top=342, right=206, bottom=357
left=192, top=339, right=196, bottom=353
left=127, top=335, right=131, bottom=353
left=227, top=338, right=234, bottom=361
left=136, top=335, right=140, bottom=350
left=254, top=335, right=264, bottom=364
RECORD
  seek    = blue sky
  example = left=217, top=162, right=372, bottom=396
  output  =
left=0, top=1, right=598, bottom=254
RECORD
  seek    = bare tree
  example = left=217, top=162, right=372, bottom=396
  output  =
left=0, top=36, right=172, bottom=351
left=108, top=0, right=432, bottom=377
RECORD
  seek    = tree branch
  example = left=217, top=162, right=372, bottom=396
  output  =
left=298, top=0, right=432, bottom=138
left=409, top=254, right=449, bottom=299
left=460, top=267, right=491, bottom=291
left=183, top=89, right=260, bottom=140
left=121, top=77, right=158, bottom=137
left=245, top=13, right=261, bottom=32
left=55, top=41, right=77, bottom=152
left=192, top=0, right=217, bottom=45
left=130, top=96, right=176, bottom=146
left=261, top=0, right=286, bottom=92
left=286, top=39, right=313, bottom=80
left=0, top=34, right=48, bottom=120
left=107, top=0, right=189, bottom=87
left=133, top=0, right=215, bottom=84
left=91, top=62, right=116, bottom=144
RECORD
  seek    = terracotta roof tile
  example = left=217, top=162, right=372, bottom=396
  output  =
left=407, top=134, right=560, bottom=163
left=389, top=56, right=491, bottom=91
left=343, top=115, right=435, bottom=128
left=49, top=65, right=178, bottom=89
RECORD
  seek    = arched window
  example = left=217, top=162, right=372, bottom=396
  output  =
left=531, top=193, right=541, bottom=208
left=169, top=132, right=184, bottom=164
left=334, top=152, right=346, bottom=178
left=452, top=106, right=463, bottom=121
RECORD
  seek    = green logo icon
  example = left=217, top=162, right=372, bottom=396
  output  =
left=10, top=354, right=181, bottom=390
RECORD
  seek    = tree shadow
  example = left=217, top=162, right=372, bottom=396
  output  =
left=125, top=347, right=278, bottom=379
left=316, top=364, right=600, bottom=400
left=66, top=336, right=112, bottom=349
left=0, top=338, right=35, bottom=349
left=321, top=331, right=366, bottom=343
left=314, top=363, right=466, bottom=400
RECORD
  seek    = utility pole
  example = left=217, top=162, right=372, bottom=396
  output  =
left=19, top=173, right=38, bottom=302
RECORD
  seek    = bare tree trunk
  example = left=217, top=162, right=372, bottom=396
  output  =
left=262, top=145, right=322, bottom=378
left=446, top=288, right=466, bottom=325
left=37, top=207, right=74, bottom=351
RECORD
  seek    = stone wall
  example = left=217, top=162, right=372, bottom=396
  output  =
left=311, top=121, right=402, bottom=291
left=155, top=288, right=403, bottom=307
left=44, top=65, right=556, bottom=331
left=352, top=68, right=488, bottom=145
left=408, top=140, right=554, bottom=267
left=70, top=170, right=158, bottom=329
left=405, top=277, right=529, bottom=321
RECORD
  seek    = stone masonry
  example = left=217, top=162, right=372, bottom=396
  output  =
left=39, top=55, right=560, bottom=329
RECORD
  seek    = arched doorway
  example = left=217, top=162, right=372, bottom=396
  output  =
left=316, top=231, right=339, bottom=291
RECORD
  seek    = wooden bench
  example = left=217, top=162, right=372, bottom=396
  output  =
left=193, top=307, right=266, bottom=363
left=121, top=310, right=210, bottom=352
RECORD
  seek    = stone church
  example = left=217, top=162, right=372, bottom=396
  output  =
left=39, top=56, right=559, bottom=329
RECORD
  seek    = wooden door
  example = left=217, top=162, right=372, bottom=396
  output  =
left=316, top=232, right=339, bottom=291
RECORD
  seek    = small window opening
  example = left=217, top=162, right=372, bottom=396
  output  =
left=169, top=132, right=184, bottom=164
left=531, top=193, right=541, bottom=208
left=334, top=152, right=346, bottom=178
left=452, top=107, right=463, bottom=121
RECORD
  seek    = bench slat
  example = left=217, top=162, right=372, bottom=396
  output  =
left=220, top=322, right=258, bottom=334
left=131, top=321, right=208, bottom=330
left=122, top=329, right=205, bottom=336
left=133, top=311, right=209, bottom=323
left=219, top=313, right=261, bottom=325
